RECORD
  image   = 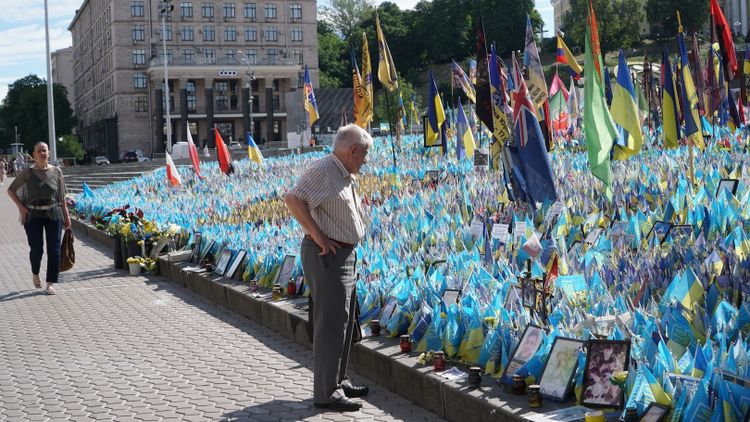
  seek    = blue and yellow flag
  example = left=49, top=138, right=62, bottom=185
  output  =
left=611, top=49, right=643, bottom=160
left=456, top=101, right=476, bottom=159
left=246, top=133, right=263, bottom=165
left=426, top=70, right=445, bottom=147
left=661, top=48, right=680, bottom=148
left=409, top=93, right=420, bottom=126
left=303, top=65, right=319, bottom=127
left=556, top=32, right=583, bottom=79
left=375, top=11, right=398, bottom=92
left=678, top=32, right=706, bottom=150
left=451, top=60, right=476, bottom=103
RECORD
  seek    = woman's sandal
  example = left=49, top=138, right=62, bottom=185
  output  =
left=33, top=276, right=41, bottom=289
left=46, top=284, right=56, bottom=295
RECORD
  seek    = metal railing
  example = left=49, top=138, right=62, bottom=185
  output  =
left=150, top=56, right=299, bottom=67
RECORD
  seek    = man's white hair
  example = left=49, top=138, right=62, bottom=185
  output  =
left=333, top=124, right=373, bottom=151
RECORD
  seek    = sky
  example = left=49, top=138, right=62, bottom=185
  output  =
left=0, top=0, right=555, bottom=102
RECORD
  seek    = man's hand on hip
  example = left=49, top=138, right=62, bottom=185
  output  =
left=313, top=232, right=341, bottom=256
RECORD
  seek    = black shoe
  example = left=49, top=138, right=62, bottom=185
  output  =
left=314, top=397, right=362, bottom=412
left=342, top=382, right=369, bottom=398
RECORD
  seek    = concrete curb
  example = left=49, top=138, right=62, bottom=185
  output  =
left=72, top=218, right=572, bottom=422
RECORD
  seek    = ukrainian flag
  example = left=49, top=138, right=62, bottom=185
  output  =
left=426, top=70, right=445, bottom=147
left=246, top=133, right=263, bottom=165
left=678, top=32, right=706, bottom=150
left=611, top=49, right=643, bottom=160
left=661, top=48, right=680, bottom=148
left=663, top=267, right=704, bottom=310
left=303, top=65, right=319, bottom=126
left=456, top=101, right=476, bottom=159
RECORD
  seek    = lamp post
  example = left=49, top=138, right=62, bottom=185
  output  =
left=44, top=0, right=57, bottom=164
left=238, top=51, right=256, bottom=140
left=735, top=21, right=742, bottom=39
left=160, top=0, right=173, bottom=153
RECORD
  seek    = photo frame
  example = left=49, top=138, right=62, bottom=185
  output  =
left=640, top=402, right=670, bottom=422
left=425, top=170, right=440, bottom=183
left=502, top=324, right=545, bottom=383
left=646, top=221, right=672, bottom=245
left=539, top=337, right=585, bottom=401
left=442, top=288, right=461, bottom=305
left=189, top=231, right=202, bottom=263
left=225, top=250, right=246, bottom=278
left=214, top=249, right=233, bottom=275
left=473, top=149, right=489, bottom=167
left=716, top=178, right=739, bottom=197
left=273, top=254, right=296, bottom=286
left=581, top=340, right=631, bottom=409
left=198, top=239, right=215, bottom=263
left=423, top=116, right=443, bottom=148
left=521, top=277, right=537, bottom=309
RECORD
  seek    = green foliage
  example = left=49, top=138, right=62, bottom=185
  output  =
left=0, top=74, right=76, bottom=150
left=373, top=77, right=417, bottom=127
left=320, top=0, right=375, bottom=46
left=560, top=0, right=645, bottom=55
left=58, top=134, right=84, bottom=161
left=645, top=0, right=709, bottom=40
left=317, top=21, right=351, bottom=88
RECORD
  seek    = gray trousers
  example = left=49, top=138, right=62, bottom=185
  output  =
left=300, top=238, right=357, bottom=404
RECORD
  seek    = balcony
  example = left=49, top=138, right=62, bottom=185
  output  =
left=149, top=56, right=298, bottom=67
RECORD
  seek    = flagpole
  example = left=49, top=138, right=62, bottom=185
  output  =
left=383, top=89, right=397, bottom=168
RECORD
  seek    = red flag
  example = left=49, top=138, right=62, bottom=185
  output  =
left=165, top=152, right=182, bottom=186
left=186, top=126, right=203, bottom=179
left=710, top=0, right=738, bottom=80
left=214, top=127, right=233, bottom=175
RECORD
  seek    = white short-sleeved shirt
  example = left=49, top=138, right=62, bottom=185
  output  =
left=288, top=153, right=366, bottom=244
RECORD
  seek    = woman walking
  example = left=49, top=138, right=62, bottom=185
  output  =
left=0, top=157, right=6, bottom=185
left=7, top=142, right=72, bottom=295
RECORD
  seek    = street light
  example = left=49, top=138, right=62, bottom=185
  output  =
left=44, top=0, right=57, bottom=164
left=160, top=0, right=173, bottom=153
left=238, top=51, right=256, bottom=140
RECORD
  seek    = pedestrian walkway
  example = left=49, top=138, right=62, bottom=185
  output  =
left=0, top=178, right=443, bottom=422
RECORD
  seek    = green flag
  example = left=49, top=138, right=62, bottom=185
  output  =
left=583, top=5, right=617, bottom=200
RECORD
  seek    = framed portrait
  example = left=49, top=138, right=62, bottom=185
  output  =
left=189, top=231, right=202, bottom=263
left=640, top=402, right=669, bottom=422
left=225, top=250, right=246, bottom=278
left=423, top=116, right=443, bottom=148
left=502, top=324, right=545, bottom=382
left=198, top=239, right=215, bottom=263
left=473, top=149, right=489, bottom=168
left=521, top=278, right=537, bottom=309
left=273, top=254, right=296, bottom=286
left=716, top=178, right=739, bottom=197
left=581, top=340, right=630, bottom=409
left=214, top=249, right=233, bottom=275
left=442, top=288, right=461, bottom=305
left=539, top=337, right=585, bottom=401
left=646, top=221, right=672, bottom=245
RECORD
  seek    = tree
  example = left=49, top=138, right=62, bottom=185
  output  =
left=317, top=21, right=351, bottom=88
left=560, top=0, right=645, bottom=56
left=373, top=76, right=417, bottom=127
left=0, top=74, right=76, bottom=150
left=58, top=134, right=84, bottom=161
left=645, top=0, right=709, bottom=40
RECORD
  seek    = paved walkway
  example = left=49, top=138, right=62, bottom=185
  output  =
left=0, top=178, right=443, bottom=421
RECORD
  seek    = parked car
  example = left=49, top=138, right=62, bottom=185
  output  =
left=95, top=156, right=110, bottom=165
left=122, top=151, right=150, bottom=162
left=228, top=142, right=242, bottom=150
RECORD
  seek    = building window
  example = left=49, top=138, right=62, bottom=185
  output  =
left=226, top=48, right=237, bottom=63
left=182, top=48, right=194, bottom=62
left=291, top=26, right=302, bottom=42
left=205, top=48, right=216, bottom=64
left=223, top=3, right=235, bottom=18
left=131, top=1, right=145, bottom=17
left=246, top=49, right=257, bottom=63
left=203, top=26, right=215, bottom=41
left=132, top=25, right=145, bottom=41
left=224, top=26, right=237, bottom=41
left=244, top=26, right=257, bottom=41
left=161, top=25, right=173, bottom=41
left=263, top=26, right=277, bottom=41
left=135, top=96, right=148, bottom=112
left=290, top=4, right=301, bottom=20
left=187, top=81, right=197, bottom=112
left=264, top=3, right=277, bottom=19
left=133, top=49, right=146, bottom=65
left=273, top=95, right=280, bottom=111
left=180, top=25, right=194, bottom=40
left=134, top=73, right=147, bottom=88
left=202, top=3, right=214, bottom=18
left=291, top=49, right=303, bottom=64
left=267, top=48, right=277, bottom=64
left=244, top=3, right=256, bottom=19
left=180, top=2, right=193, bottom=17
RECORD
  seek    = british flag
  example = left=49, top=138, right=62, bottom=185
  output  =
left=511, top=58, right=537, bottom=148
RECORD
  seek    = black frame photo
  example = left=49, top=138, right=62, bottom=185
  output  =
left=189, top=231, right=202, bottom=263
left=273, top=254, right=297, bottom=286
left=214, top=249, right=233, bottom=275
left=716, top=178, right=739, bottom=197
left=521, top=277, right=537, bottom=309
left=225, top=250, right=246, bottom=278
left=198, top=239, right=215, bottom=263
left=539, top=337, right=585, bottom=401
left=502, top=324, right=545, bottom=383
left=581, top=339, right=630, bottom=409
left=422, top=116, right=444, bottom=148
left=640, top=402, right=670, bottom=422
left=442, top=288, right=461, bottom=305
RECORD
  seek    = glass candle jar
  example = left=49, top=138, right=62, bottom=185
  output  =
left=511, top=374, right=525, bottom=395
left=400, top=335, right=412, bottom=353
left=468, top=366, right=482, bottom=388
left=370, top=319, right=380, bottom=336
left=271, top=283, right=282, bottom=301
left=527, top=384, right=542, bottom=408
left=433, top=351, right=445, bottom=371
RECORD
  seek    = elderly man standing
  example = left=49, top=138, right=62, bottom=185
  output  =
left=284, top=124, right=372, bottom=412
